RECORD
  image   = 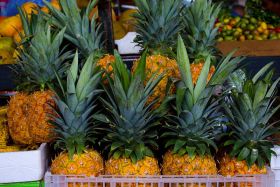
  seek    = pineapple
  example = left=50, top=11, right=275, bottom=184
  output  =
left=182, top=0, right=221, bottom=84
left=98, top=51, right=166, bottom=177
left=219, top=62, right=280, bottom=178
left=161, top=36, right=241, bottom=180
left=132, top=0, right=182, bottom=105
left=50, top=52, right=104, bottom=177
left=43, top=0, right=115, bottom=74
left=7, top=14, right=71, bottom=145
left=0, top=106, right=8, bottom=146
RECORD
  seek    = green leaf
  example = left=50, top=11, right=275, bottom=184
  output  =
left=186, top=146, right=196, bottom=159
left=134, top=49, right=147, bottom=82
left=178, top=148, right=187, bottom=156
left=237, top=147, right=250, bottom=161
left=253, top=81, right=268, bottom=110
left=177, top=35, right=194, bottom=95
left=249, top=149, right=258, bottom=166
left=113, top=151, right=122, bottom=159
left=224, top=140, right=235, bottom=146
left=110, top=142, right=124, bottom=152
left=252, top=62, right=273, bottom=83
left=173, top=139, right=186, bottom=153
left=194, top=56, right=211, bottom=103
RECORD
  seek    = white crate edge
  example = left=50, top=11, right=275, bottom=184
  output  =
left=44, top=168, right=275, bottom=187
left=271, top=146, right=280, bottom=169
left=0, top=143, right=48, bottom=183
left=115, top=32, right=141, bottom=55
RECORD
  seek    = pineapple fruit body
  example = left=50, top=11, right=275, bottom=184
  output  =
left=162, top=151, right=217, bottom=175
left=51, top=150, right=104, bottom=176
left=105, top=156, right=160, bottom=176
left=98, top=54, right=115, bottom=75
left=219, top=154, right=267, bottom=176
left=7, top=91, right=55, bottom=145
left=132, top=55, right=179, bottom=106
left=191, top=62, right=215, bottom=84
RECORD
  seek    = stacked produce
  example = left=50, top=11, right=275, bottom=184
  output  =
left=0, top=0, right=279, bottom=185
left=216, top=15, right=280, bottom=41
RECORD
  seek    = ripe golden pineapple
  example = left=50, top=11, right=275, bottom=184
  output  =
left=27, top=91, right=55, bottom=143
left=7, top=93, right=31, bottom=145
left=98, top=52, right=166, bottom=179
left=50, top=53, right=104, bottom=177
left=0, top=106, right=8, bottom=146
left=0, top=145, right=21, bottom=153
left=51, top=150, right=104, bottom=176
left=182, top=0, right=221, bottom=84
left=163, top=151, right=217, bottom=175
left=7, top=15, right=71, bottom=145
left=97, top=54, right=115, bottom=75
left=132, top=0, right=182, bottom=105
left=161, top=37, right=240, bottom=181
left=219, top=63, right=279, bottom=184
left=105, top=157, right=160, bottom=175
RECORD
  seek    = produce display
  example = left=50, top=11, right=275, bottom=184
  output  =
left=216, top=15, right=280, bottom=41
left=0, top=0, right=280, bottom=186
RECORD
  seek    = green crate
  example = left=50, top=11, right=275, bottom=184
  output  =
left=0, top=181, right=44, bottom=187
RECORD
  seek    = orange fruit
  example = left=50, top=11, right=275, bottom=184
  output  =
left=21, top=2, right=38, bottom=14
left=13, top=29, right=24, bottom=43
left=0, top=15, right=22, bottom=37
left=41, top=1, right=61, bottom=13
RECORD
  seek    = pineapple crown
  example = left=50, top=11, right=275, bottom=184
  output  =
left=182, top=0, right=221, bottom=62
left=162, top=36, right=243, bottom=158
left=97, top=50, right=168, bottom=163
left=43, top=0, right=104, bottom=58
left=16, top=14, right=71, bottom=92
left=134, top=0, right=183, bottom=55
left=223, top=62, right=280, bottom=168
left=17, top=8, right=40, bottom=44
left=51, top=52, right=103, bottom=158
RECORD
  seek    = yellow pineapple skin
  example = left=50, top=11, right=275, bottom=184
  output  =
left=27, top=90, right=55, bottom=143
left=7, top=91, right=55, bottom=145
left=105, top=156, right=160, bottom=175
left=51, top=150, right=104, bottom=176
left=0, top=106, right=8, bottom=146
left=132, top=55, right=179, bottom=106
left=98, top=55, right=115, bottom=75
left=0, top=145, right=21, bottom=152
left=162, top=151, right=217, bottom=187
left=219, top=154, right=267, bottom=176
left=7, top=93, right=32, bottom=145
left=162, top=150, right=217, bottom=175
left=219, top=154, right=267, bottom=187
left=191, top=63, right=215, bottom=84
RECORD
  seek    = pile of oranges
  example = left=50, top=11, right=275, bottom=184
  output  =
left=215, top=15, right=280, bottom=41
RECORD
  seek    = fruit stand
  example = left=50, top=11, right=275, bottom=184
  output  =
left=0, top=0, right=280, bottom=187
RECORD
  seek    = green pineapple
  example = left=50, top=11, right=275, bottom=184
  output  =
left=220, top=62, right=280, bottom=176
left=98, top=51, right=167, bottom=176
left=182, top=0, right=221, bottom=84
left=43, top=0, right=103, bottom=57
left=182, top=0, right=221, bottom=62
left=162, top=35, right=242, bottom=176
left=132, top=0, right=183, bottom=106
left=50, top=52, right=104, bottom=176
left=7, top=15, right=71, bottom=145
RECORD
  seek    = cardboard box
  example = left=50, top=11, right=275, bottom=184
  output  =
left=217, top=40, right=280, bottom=57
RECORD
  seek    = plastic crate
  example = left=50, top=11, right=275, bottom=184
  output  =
left=44, top=169, right=275, bottom=187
